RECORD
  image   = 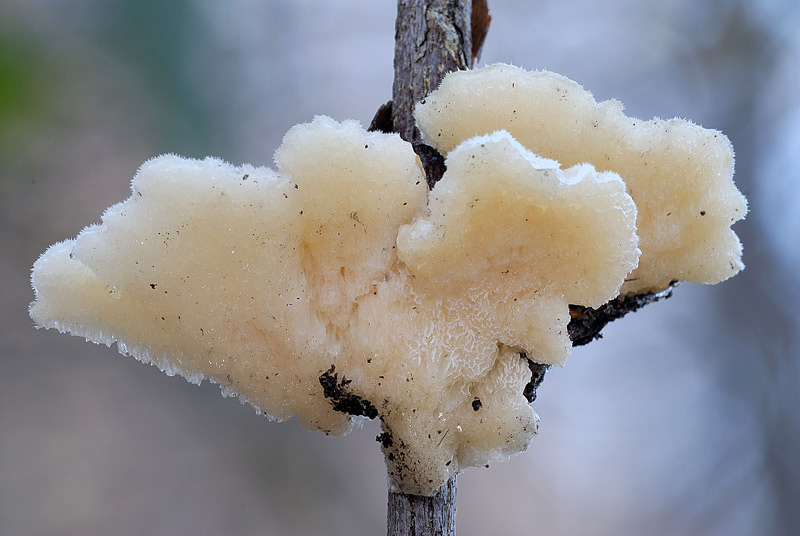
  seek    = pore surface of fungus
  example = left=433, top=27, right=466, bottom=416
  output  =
left=415, top=63, right=747, bottom=295
left=31, top=116, right=639, bottom=495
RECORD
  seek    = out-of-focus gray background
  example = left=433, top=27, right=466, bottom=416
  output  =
left=2, top=1, right=798, bottom=534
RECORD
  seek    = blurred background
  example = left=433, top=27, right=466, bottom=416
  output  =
left=1, top=1, right=798, bottom=534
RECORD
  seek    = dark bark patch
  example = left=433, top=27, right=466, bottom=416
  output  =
left=377, top=431, right=394, bottom=448
left=415, top=143, right=447, bottom=188
left=470, top=0, right=491, bottom=64
left=319, top=365, right=378, bottom=419
left=521, top=353, right=548, bottom=403
left=368, top=100, right=394, bottom=133
left=568, top=286, right=675, bottom=346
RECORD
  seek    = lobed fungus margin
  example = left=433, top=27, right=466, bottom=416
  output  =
left=415, top=63, right=747, bottom=295
left=30, top=65, right=746, bottom=495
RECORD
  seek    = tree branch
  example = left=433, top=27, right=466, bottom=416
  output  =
left=392, top=0, right=471, bottom=146
left=382, top=1, right=671, bottom=533
left=388, top=474, right=458, bottom=536
left=386, top=1, right=478, bottom=534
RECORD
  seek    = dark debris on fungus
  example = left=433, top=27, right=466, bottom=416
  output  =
left=319, top=365, right=378, bottom=419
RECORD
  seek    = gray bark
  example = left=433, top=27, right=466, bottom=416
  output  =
left=386, top=2, right=478, bottom=535
left=392, top=0, right=471, bottom=147
left=382, top=1, right=669, bottom=534
left=388, top=475, right=457, bottom=536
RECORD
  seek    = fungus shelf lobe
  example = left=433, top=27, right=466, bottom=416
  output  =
left=30, top=117, right=639, bottom=496
left=415, top=63, right=748, bottom=295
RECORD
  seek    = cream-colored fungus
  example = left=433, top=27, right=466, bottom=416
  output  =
left=415, top=63, right=747, bottom=295
left=30, top=117, right=638, bottom=495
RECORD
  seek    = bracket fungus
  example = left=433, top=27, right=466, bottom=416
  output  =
left=416, top=64, right=747, bottom=295
left=30, top=65, right=746, bottom=496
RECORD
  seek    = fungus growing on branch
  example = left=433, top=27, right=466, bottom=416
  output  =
left=30, top=115, right=639, bottom=496
left=30, top=64, right=747, bottom=498
left=415, top=63, right=748, bottom=295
